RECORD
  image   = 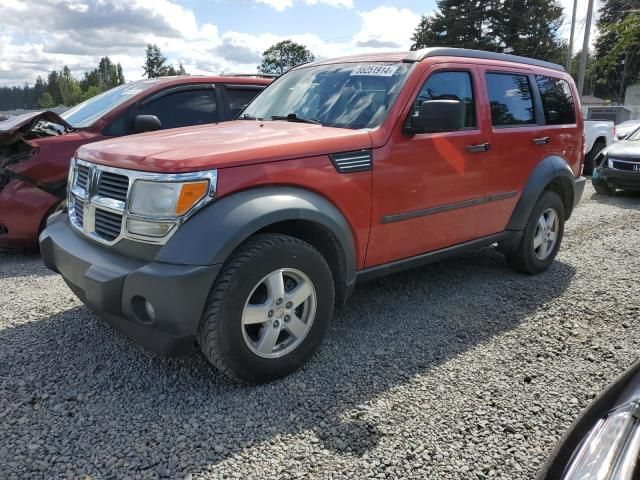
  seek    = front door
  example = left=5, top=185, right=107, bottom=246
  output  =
left=366, top=64, right=490, bottom=267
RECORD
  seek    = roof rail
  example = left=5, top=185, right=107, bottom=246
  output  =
left=221, top=73, right=280, bottom=78
left=403, top=47, right=565, bottom=72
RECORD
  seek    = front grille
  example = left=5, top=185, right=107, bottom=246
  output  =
left=611, top=159, right=640, bottom=172
left=97, top=172, right=129, bottom=201
left=74, top=197, right=85, bottom=228
left=94, top=209, right=123, bottom=241
left=76, top=165, right=90, bottom=190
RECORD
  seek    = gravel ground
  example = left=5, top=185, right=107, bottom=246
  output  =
left=1, top=183, right=639, bottom=480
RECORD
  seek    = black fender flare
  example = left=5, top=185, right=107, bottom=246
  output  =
left=156, top=186, right=357, bottom=292
left=506, top=155, right=577, bottom=232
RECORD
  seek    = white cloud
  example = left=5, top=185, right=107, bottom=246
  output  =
left=353, top=6, right=421, bottom=49
left=256, top=0, right=352, bottom=12
left=0, top=0, right=422, bottom=87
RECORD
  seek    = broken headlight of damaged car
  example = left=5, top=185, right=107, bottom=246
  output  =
left=539, top=359, right=640, bottom=480
left=68, top=157, right=217, bottom=244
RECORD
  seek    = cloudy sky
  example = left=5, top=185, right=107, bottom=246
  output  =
left=0, top=0, right=598, bottom=87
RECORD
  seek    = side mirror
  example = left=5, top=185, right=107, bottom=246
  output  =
left=407, top=100, right=463, bottom=134
left=133, top=115, right=162, bottom=133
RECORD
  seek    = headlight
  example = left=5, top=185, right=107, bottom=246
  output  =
left=128, top=172, right=215, bottom=219
left=608, top=157, right=614, bottom=169
left=563, top=402, right=640, bottom=480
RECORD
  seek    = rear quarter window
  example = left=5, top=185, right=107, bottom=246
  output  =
left=535, top=76, right=576, bottom=125
left=486, top=73, right=535, bottom=127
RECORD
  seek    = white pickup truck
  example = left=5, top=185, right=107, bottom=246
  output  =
left=584, top=120, right=616, bottom=174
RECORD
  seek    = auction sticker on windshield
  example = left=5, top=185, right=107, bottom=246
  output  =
left=351, top=65, right=399, bottom=77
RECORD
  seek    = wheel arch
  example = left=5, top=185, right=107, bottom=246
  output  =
left=156, top=186, right=358, bottom=306
left=507, top=155, right=577, bottom=233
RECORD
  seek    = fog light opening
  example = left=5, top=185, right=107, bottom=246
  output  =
left=131, top=295, right=156, bottom=324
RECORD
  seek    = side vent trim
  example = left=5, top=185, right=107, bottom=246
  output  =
left=329, top=150, right=373, bottom=174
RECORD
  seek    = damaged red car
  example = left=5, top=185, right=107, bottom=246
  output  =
left=0, top=75, right=271, bottom=249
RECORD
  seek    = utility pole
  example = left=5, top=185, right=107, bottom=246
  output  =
left=566, top=0, right=578, bottom=71
left=578, top=0, right=596, bottom=97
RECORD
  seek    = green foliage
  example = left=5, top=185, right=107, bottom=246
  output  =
left=38, top=92, right=55, bottom=109
left=258, top=40, right=315, bottom=75
left=0, top=56, right=126, bottom=110
left=593, top=1, right=640, bottom=101
left=142, top=44, right=186, bottom=77
left=411, top=0, right=565, bottom=64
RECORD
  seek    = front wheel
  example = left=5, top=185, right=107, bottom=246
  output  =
left=198, top=233, right=335, bottom=383
left=584, top=140, right=606, bottom=175
left=505, top=191, right=565, bottom=275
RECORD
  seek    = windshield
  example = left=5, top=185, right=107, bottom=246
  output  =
left=61, top=82, right=155, bottom=128
left=628, top=127, right=640, bottom=141
left=241, top=62, right=411, bottom=129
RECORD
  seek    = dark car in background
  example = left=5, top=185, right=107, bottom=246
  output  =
left=0, top=75, right=271, bottom=249
left=592, top=126, right=640, bottom=195
left=539, top=359, right=640, bottom=480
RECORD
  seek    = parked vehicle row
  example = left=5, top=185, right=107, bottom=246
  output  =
left=0, top=75, right=271, bottom=249
left=39, top=47, right=586, bottom=383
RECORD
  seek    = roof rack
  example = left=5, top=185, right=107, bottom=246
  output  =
left=403, top=47, right=565, bottom=72
left=221, top=73, right=280, bottom=79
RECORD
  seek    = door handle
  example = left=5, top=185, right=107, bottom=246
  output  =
left=533, top=137, right=551, bottom=145
left=466, top=143, right=490, bottom=153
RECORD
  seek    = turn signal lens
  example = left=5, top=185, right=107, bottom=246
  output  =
left=176, top=181, right=208, bottom=215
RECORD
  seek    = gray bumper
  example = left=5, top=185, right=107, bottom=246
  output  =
left=40, top=213, right=221, bottom=355
left=594, top=167, right=640, bottom=190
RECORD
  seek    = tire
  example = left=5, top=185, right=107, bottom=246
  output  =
left=584, top=140, right=606, bottom=175
left=592, top=181, right=612, bottom=196
left=197, top=233, right=335, bottom=383
left=505, top=191, right=565, bottom=275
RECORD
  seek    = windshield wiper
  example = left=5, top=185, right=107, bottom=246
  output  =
left=271, top=113, right=321, bottom=125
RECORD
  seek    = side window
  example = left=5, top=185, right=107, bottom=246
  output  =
left=226, top=87, right=263, bottom=119
left=138, top=89, right=218, bottom=130
left=536, top=76, right=576, bottom=125
left=486, top=73, right=535, bottom=126
left=411, top=71, right=476, bottom=129
left=102, top=112, right=128, bottom=136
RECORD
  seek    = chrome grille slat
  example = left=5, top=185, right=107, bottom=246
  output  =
left=97, top=172, right=128, bottom=202
left=76, top=166, right=90, bottom=190
left=94, top=209, right=123, bottom=241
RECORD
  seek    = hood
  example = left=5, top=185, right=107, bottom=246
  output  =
left=0, top=111, right=72, bottom=146
left=603, top=140, right=640, bottom=159
left=78, top=121, right=373, bottom=173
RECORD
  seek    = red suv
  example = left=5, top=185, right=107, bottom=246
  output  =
left=41, top=48, right=586, bottom=383
left=0, top=75, right=271, bottom=249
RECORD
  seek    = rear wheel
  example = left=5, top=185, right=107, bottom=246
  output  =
left=198, top=233, right=335, bottom=383
left=506, top=191, right=565, bottom=275
left=584, top=140, right=606, bottom=175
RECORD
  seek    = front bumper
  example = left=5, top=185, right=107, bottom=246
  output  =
left=593, top=167, right=640, bottom=191
left=39, top=213, right=221, bottom=355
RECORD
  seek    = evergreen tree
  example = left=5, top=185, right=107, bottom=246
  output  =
left=176, top=63, right=188, bottom=75
left=411, top=0, right=493, bottom=50
left=258, top=40, right=315, bottom=74
left=143, top=44, right=170, bottom=78
left=46, top=70, right=62, bottom=106
left=486, top=0, right=564, bottom=63
left=594, top=0, right=640, bottom=101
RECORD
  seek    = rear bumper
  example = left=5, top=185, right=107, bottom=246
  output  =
left=40, top=213, right=221, bottom=355
left=593, top=167, right=640, bottom=190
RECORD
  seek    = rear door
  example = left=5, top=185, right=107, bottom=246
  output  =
left=476, top=67, right=542, bottom=237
